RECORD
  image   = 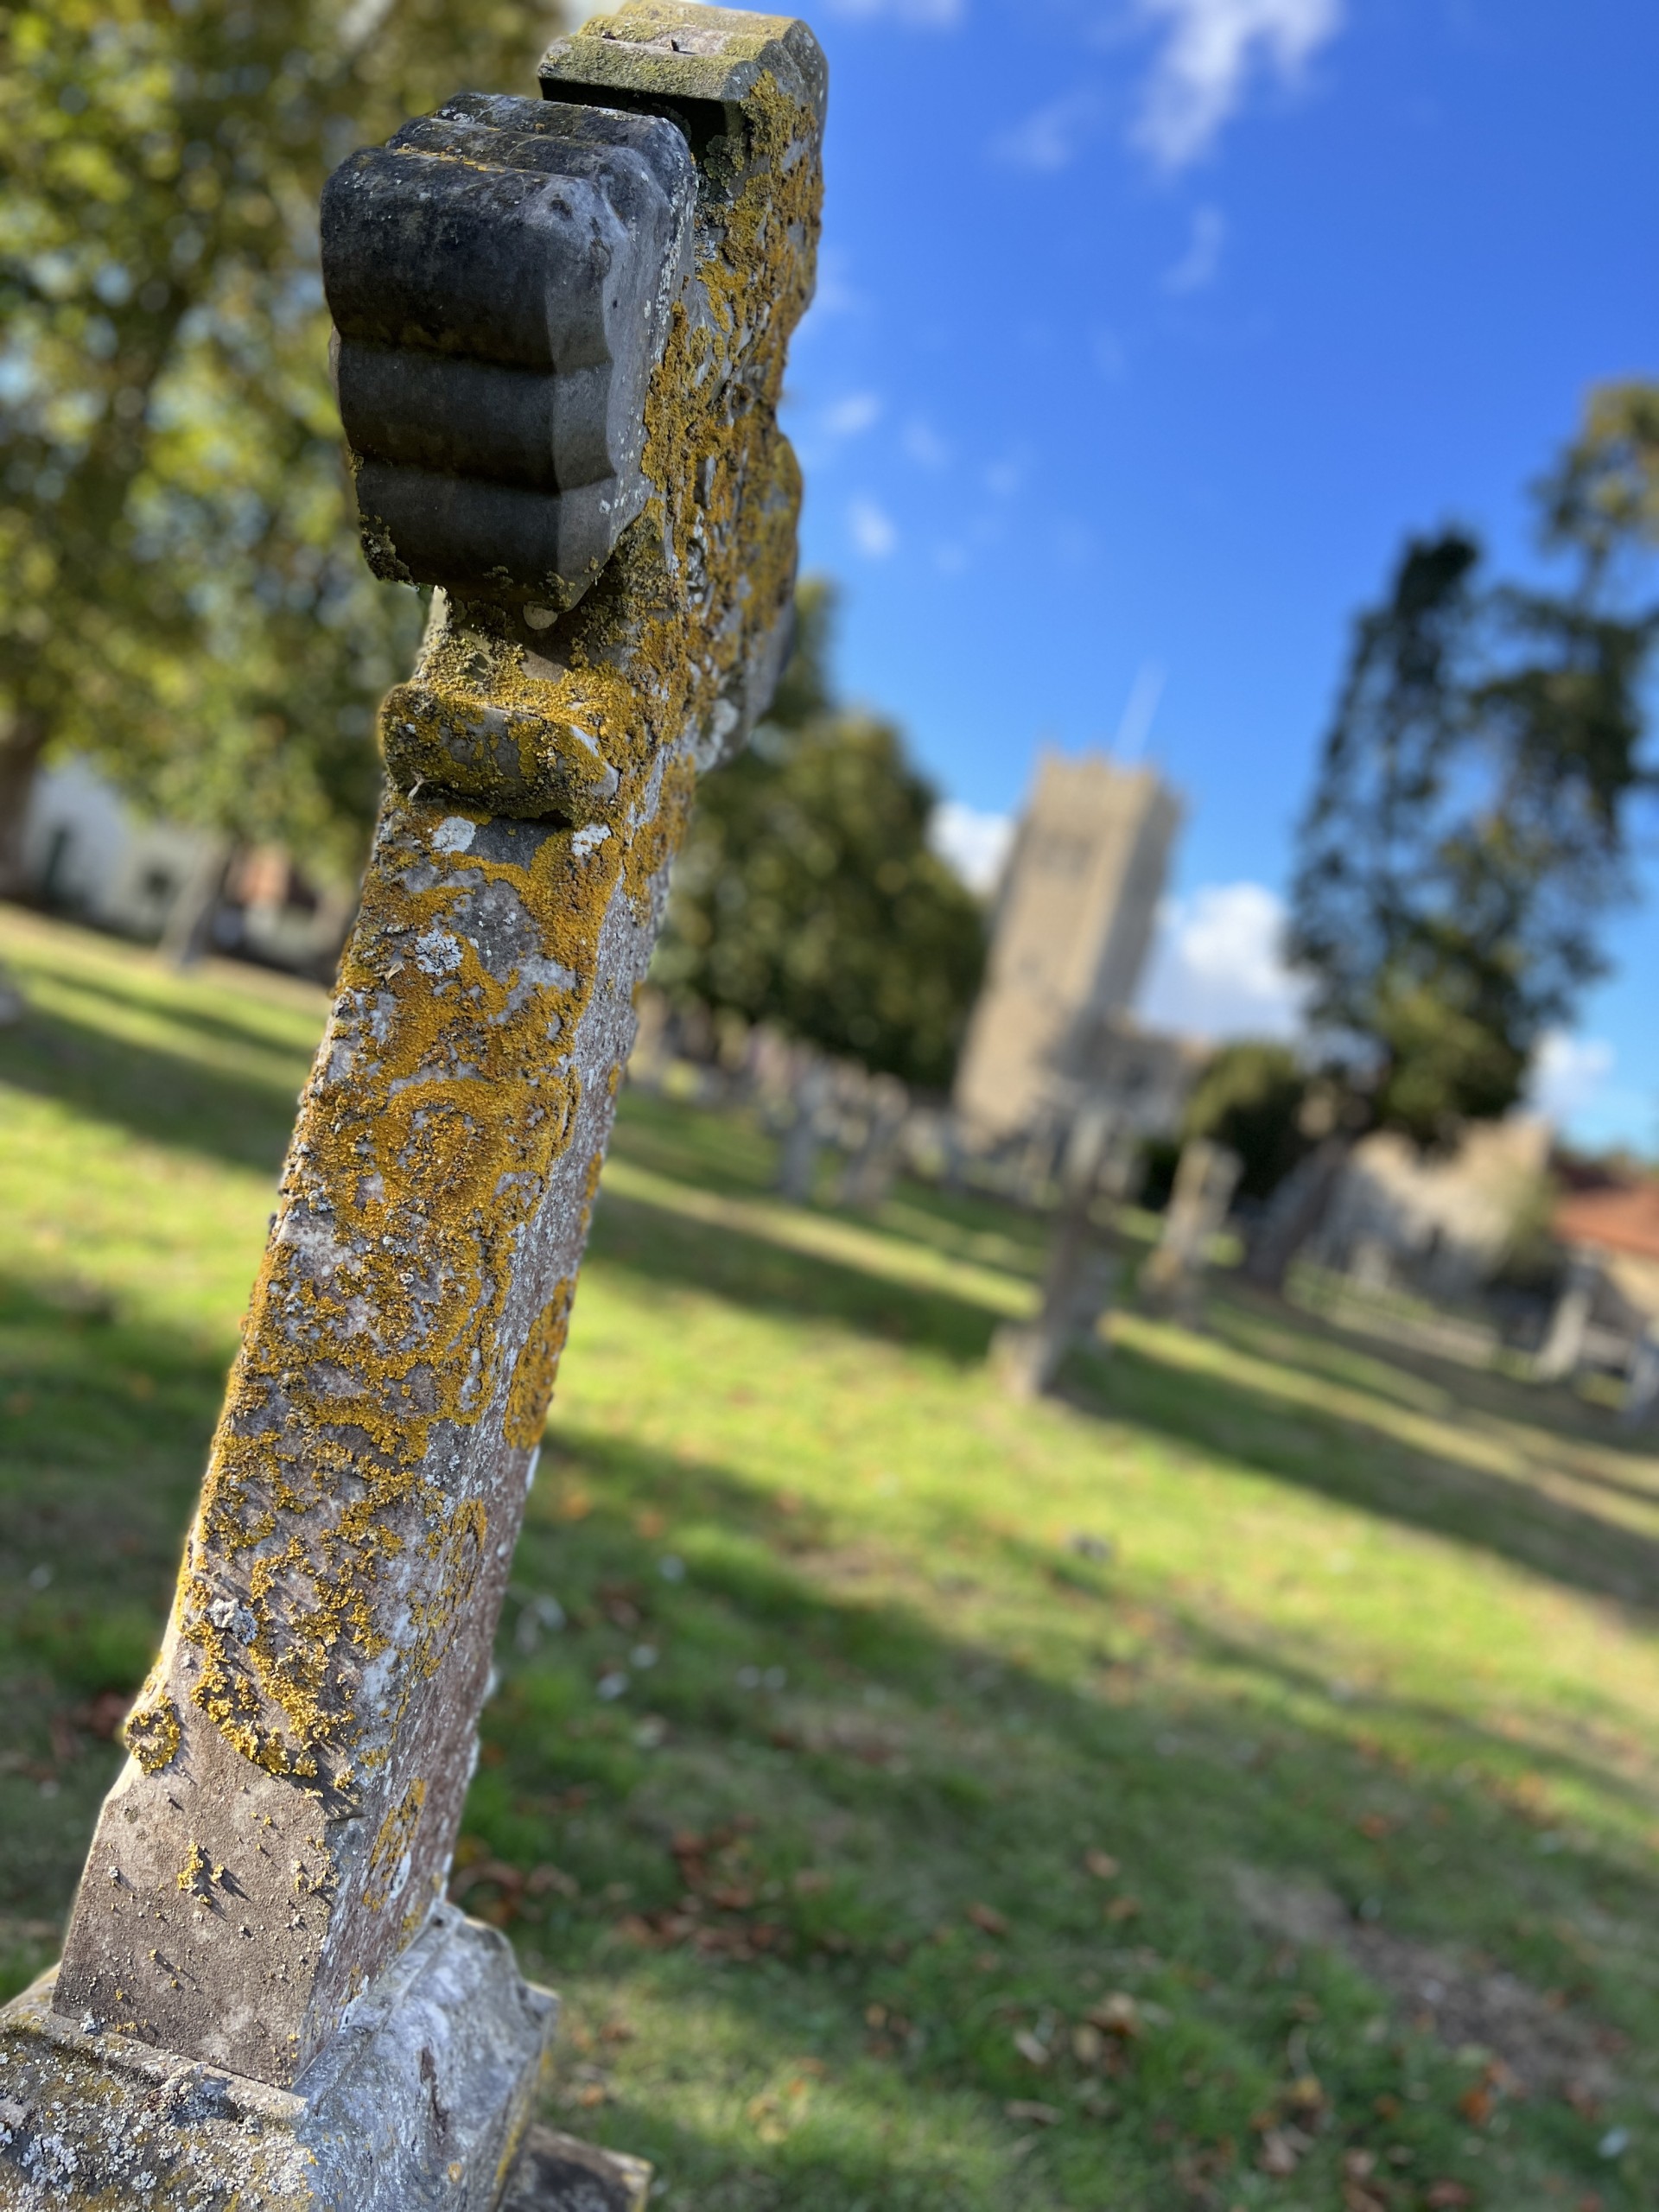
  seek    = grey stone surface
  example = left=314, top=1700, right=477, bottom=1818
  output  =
left=0, top=1907, right=552, bottom=2210
left=29, top=7, right=823, bottom=2202
left=502, top=2125, right=652, bottom=2212
left=323, top=93, right=695, bottom=610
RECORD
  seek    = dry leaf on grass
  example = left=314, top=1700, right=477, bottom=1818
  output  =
left=967, top=1901, right=1009, bottom=1937
left=1005, top=2100, right=1062, bottom=2127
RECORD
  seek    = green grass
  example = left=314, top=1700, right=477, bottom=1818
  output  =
left=4, top=906, right=1659, bottom=2210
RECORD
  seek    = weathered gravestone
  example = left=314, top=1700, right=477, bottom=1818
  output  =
left=1141, top=1137, right=1242, bottom=1324
left=991, top=1105, right=1137, bottom=1399
left=0, top=6, right=823, bottom=2206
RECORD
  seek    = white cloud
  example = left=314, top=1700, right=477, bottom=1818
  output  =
left=930, top=801, right=1014, bottom=896
left=821, top=391, right=884, bottom=439
left=1528, top=1032, right=1615, bottom=1128
left=1135, top=0, right=1344, bottom=171
left=902, top=416, right=952, bottom=468
left=994, top=91, right=1103, bottom=173
left=848, top=496, right=898, bottom=559
left=1162, top=204, right=1227, bottom=292
left=1137, top=880, right=1312, bottom=1040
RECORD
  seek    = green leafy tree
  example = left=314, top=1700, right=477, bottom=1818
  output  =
left=1181, top=1040, right=1314, bottom=1205
left=0, top=0, right=568, bottom=896
left=1289, top=526, right=1654, bottom=1150
left=1256, top=397, right=1659, bottom=1288
left=652, top=583, right=987, bottom=1091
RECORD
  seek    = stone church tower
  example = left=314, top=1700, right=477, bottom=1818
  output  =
left=954, top=750, right=1182, bottom=1144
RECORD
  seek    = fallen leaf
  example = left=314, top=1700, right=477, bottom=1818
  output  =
left=1086, top=1993, right=1141, bottom=2037
left=1285, top=2074, right=1325, bottom=2116
left=1071, top=2023, right=1106, bottom=2067
left=967, top=1902, right=1009, bottom=1937
left=525, top=1863, right=579, bottom=1899
left=709, top=1885, right=756, bottom=1911
left=1457, top=2082, right=1492, bottom=2127
left=792, top=1870, right=831, bottom=1895
left=1104, top=1895, right=1141, bottom=1923
left=1424, top=2184, right=1474, bottom=2209
left=1005, top=2100, right=1062, bottom=2127
left=1013, top=2029, right=1050, bottom=2068
left=1084, top=1850, right=1121, bottom=1881
left=1256, top=2128, right=1300, bottom=2177
left=1357, top=1812, right=1396, bottom=1840
left=1342, top=2185, right=1388, bottom=2212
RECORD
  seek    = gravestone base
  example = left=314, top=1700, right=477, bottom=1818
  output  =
left=0, top=1906, right=565, bottom=2211
left=502, top=2126, right=651, bottom=2212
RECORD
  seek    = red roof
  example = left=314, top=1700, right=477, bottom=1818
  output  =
left=1554, top=1181, right=1659, bottom=1262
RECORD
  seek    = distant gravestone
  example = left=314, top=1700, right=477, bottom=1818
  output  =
left=991, top=1105, right=1135, bottom=1398
left=0, top=9, right=824, bottom=2209
left=1141, top=1137, right=1242, bottom=1323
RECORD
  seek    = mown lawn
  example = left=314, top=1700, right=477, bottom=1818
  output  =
left=3, top=905, right=1658, bottom=2212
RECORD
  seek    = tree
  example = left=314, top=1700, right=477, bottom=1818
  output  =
left=0, top=0, right=569, bottom=897
left=1180, top=1040, right=1314, bottom=1205
left=1260, top=398, right=1659, bottom=1287
left=652, top=582, right=987, bottom=1091
left=1290, top=525, right=1654, bottom=1151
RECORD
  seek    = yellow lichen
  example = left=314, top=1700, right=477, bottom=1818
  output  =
left=504, top=1281, right=574, bottom=1450
left=122, top=1691, right=182, bottom=1777
left=362, top=1780, right=427, bottom=1913
left=57, top=11, right=822, bottom=2081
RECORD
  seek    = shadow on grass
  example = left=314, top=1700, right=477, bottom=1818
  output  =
left=474, top=1422, right=1659, bottom=2210
left=590, top=1173, right=1659, bottom=1621
left=3, top=1268, right=1656, bottom=2204
left=0, top=995, right=306, bottom=1173
left=0, top=1272, right=222, bottom=1963
left=1055, top=1313, right=1659, bottom=1618
left=589, top=1188, right=1006, bottom=1369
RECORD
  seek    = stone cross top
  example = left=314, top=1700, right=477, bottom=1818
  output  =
left=0, top=8, right=823, bottom=2206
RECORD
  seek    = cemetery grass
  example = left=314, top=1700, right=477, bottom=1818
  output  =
left=3, top=913, right=1659, bottom=2210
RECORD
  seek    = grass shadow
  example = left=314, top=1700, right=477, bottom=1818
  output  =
left=1058, top=1300, right=1659, bottom=1617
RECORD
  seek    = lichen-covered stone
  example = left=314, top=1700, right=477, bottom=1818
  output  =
left=48, top=0, right=823, bottom=2103
left=0, top=1908, right=551, bottom=2210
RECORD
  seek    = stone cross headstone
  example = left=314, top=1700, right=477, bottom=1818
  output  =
left=0, top=8, right=823, bottom=2208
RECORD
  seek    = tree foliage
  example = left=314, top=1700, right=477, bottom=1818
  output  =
left=652, top=582, right=987, bottom=1091
left=1181, top=1040, right=1314, bottom=1204
left=1289, top=404, right=1658, bottom=1150
left=0, top=0, right=567, bottom=888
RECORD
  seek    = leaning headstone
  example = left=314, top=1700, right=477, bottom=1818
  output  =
left=1141, top=1137, right=1242, bottom=1323
left=1622, top=1321, right=1659, bottom=1430
left=1535, top=1248, right=1599, bottom=1383
left=777, top=1053, right=833, bottom=1202
left=0, top=9, right=823, bottom=2209
left=837, top=1071, right=909, bottom=1210
left=991, top=1104, right=1132, bottom=1398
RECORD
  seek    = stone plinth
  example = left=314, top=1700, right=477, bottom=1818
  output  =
left=0, top=1907, right=550, bottom=2209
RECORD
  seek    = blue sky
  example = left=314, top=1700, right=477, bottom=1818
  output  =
left=754, top=0, right=1658, bottom=1152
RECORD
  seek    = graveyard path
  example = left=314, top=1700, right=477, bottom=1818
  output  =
left=4, top=906, right=1659, bottom=2211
